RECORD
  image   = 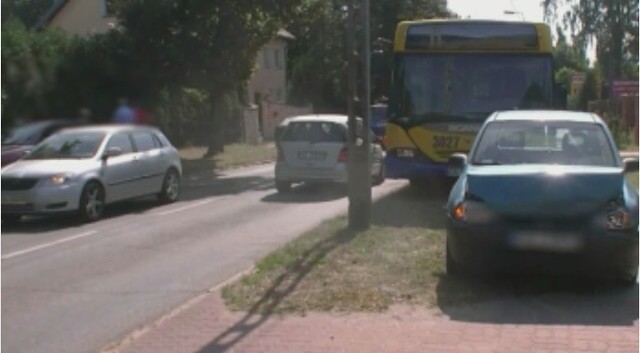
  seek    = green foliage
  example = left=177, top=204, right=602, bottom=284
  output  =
left=577, top=69, right=597, bottom=110
left=1, top=0, right=52, bottom=27
left=544, top=0, right=639, bottom=80
left=116, top=0, right=300, bottom=153
left=1, top=19, right=73, bottom=126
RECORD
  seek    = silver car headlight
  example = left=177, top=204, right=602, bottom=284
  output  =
left=45, top=173, right=77, bottom=186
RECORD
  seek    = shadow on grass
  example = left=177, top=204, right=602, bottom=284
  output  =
left=436, top=272, right=639, bottom=326
left=195, top=225, right=358, bottom=353
left=370, top=183, right=448, bottom=229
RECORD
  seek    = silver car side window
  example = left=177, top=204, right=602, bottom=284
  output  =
left=106, top=133, right=134, bottom=154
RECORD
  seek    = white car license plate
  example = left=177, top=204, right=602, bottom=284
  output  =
left=298, top=151, right=326, bottom=161
left=509, top=231, right=583, bottom=252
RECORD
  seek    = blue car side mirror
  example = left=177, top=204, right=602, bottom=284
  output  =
left=448, top=153, right=467, bottom=177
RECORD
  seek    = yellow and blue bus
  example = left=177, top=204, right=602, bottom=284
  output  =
left=384, top=20, right=554, bottom=183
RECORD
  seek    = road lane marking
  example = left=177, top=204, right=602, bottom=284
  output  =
left=154, top=199, right=213, bottom=216
left=2, top=230, right=98, bottom=260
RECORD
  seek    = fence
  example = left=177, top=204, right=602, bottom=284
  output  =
left=587, top=94, right=638, bottom=147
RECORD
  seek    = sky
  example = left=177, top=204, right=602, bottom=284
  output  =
left=447, top=0, right=546, bottom=23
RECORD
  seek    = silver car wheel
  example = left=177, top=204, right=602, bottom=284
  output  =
left=159, top=169, right=180, bottom=203
left=80, top=182, right=105, bottom=222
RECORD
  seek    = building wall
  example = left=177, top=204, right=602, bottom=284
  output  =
left=261, top=100, right=312, bottom=140
left=48, top=0, right=116, bottom=35
left=248, top=38, right=288, bottom=104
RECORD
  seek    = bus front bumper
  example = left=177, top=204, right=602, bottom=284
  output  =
left=384, top=155, right=448, bottom=179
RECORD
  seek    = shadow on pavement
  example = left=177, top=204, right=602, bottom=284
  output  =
left=194, top=225, right=359, bottom=353
left=436, top=273, right=639, bottom=326
left=261, top=182, right=346, bottom=203
left=2, top=173, right=276, bottom=234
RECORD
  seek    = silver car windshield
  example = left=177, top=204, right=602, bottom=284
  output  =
left=472, top=121, right=617, bottom=167
left=25, top=131, right=106, bottom=160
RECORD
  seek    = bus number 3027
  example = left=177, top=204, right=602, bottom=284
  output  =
left=433, top=136, right=459, bottom=149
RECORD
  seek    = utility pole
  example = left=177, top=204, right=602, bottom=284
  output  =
left=346, top=0, right=372, bottom=230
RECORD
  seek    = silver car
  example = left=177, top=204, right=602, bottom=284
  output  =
left=275, top=115, right=385, bottom=192
left=1, top=125, right=182, bottom=224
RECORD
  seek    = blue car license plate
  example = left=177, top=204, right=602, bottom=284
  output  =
left=509, top=231, right=583, bottom=252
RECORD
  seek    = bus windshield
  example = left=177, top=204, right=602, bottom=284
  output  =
left=389, top=54, right=553, bottom=122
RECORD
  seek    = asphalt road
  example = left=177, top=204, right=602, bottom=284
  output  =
left=1, top=163, right=405, bottom=353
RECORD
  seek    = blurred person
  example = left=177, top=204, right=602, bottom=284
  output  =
left=112, top=98, right=135, bottom=124
left=134, top=105, right=153, bottom=125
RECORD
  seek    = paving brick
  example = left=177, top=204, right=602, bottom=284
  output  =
left=109, top=291, right=639, bottom=353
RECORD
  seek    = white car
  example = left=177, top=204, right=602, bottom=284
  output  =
left=1, top=124, right=182, bottom=224
left=274, top=115, right=385, bottom=192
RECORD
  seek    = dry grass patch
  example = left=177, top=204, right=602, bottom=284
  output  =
left=222, top=188, right=448, bottom=314
left=179, top=142, right=276, bottom=175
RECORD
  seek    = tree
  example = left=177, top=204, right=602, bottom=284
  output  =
left=286, top=0, right=452, bottom=111
left=552, top=25, right=588, bottom=99
left=1, top=19, right=73, bottom=126
left=116, top=0, right=300, bottom=156
left=1, top=0, right=53, bottom=27
left=543, top=0, right=639, bottom=80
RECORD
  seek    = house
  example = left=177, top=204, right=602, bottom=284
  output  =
left=248, top=29, right=295, bottom=105
left=37, top=0, right=118, bottom=35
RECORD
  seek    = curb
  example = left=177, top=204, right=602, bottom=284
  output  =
left=101, top=266, right=255, bottom=353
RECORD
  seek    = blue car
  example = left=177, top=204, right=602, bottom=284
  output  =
left=446, top=110, right=639, bottom=282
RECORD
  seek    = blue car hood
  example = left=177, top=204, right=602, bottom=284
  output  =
left=465, top=165, right=624, bottom=218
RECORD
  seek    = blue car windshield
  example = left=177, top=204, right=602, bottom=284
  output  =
left=472, top=121, right=617, bottom=167
left=25, top=132, right=106, bottom=160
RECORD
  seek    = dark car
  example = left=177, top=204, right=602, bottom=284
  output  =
left=446, top=110, right=639, bottom=283
left=2, top=120, right=78, bottom=167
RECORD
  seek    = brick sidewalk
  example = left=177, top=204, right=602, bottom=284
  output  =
left=107, top=290, right=638, bottom=353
